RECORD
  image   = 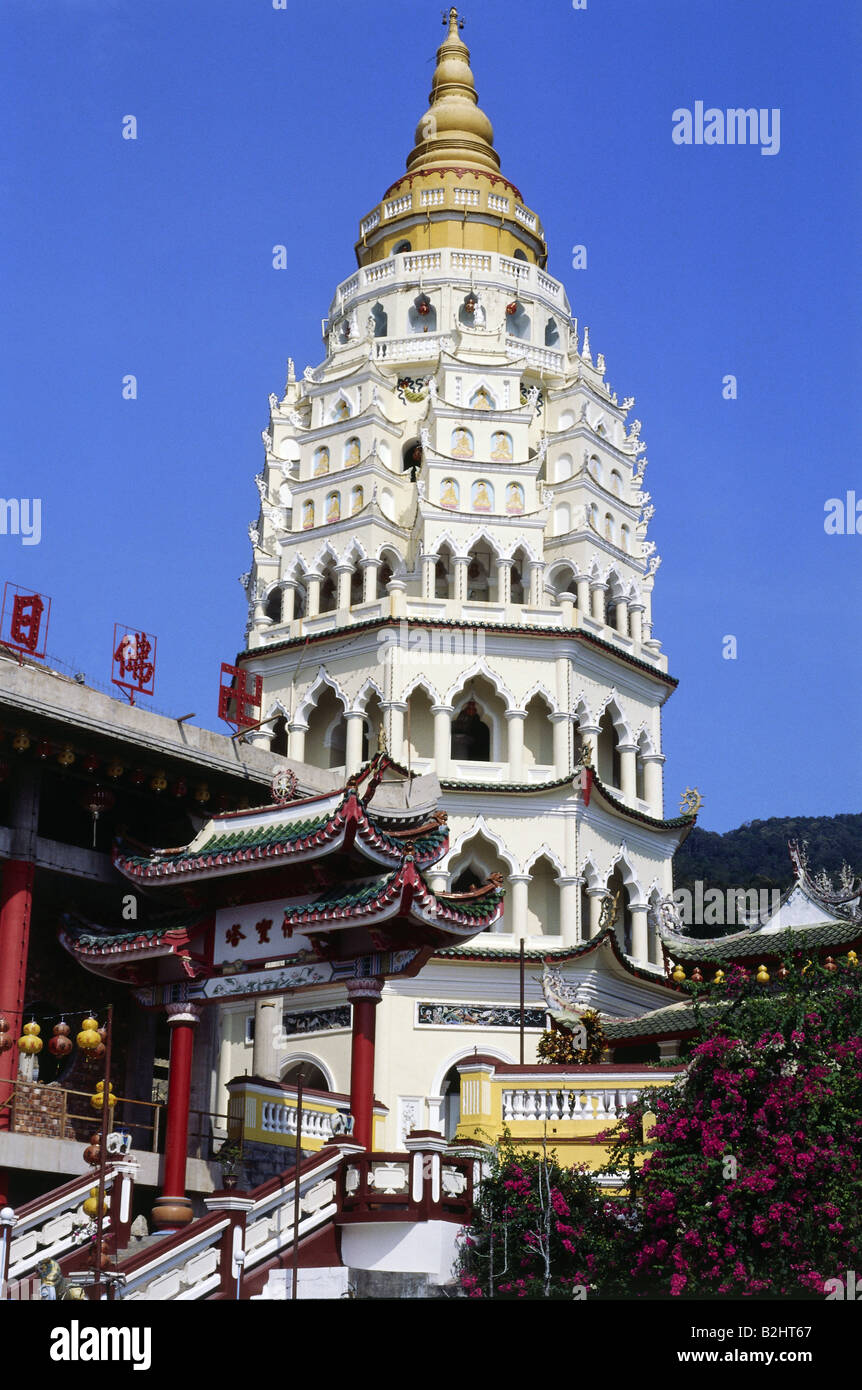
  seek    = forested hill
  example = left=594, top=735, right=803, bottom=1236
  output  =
left=673, top=813, right=862, bottom=893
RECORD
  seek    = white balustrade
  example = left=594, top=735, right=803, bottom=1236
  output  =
left=501, top=1087, right=643, bottom=1124
left=403, top=251, right=443, bottom=273
left=420, top=188, right=445, bottom=207
left=384, top=194, right=413, bottom=218
left=505, top=338, right=565, bottom=373
left=364, top=258, right=396, bottom=285
left=488, top=193, right=509, bottom=213
left=360, top=210, right=380, bottom=235
left=499, top=254, right=532, bottom=279
left=451, top=250, right=492, bottom=272
left=515, top=204, right=538, bottom=229
left=454, top=187, right=480, bottom=206
left=373, top=333, right=454, bottom=363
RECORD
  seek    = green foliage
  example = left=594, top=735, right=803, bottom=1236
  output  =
left=674, top=813, right=862, bottom=893
left=537, top=1011, right=605, bottom=1064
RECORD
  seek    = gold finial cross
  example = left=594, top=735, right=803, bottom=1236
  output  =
left=679, top=786, right=703, bottom=816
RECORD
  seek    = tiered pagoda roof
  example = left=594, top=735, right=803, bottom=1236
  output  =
left=60, top=755, right=504, bottom=994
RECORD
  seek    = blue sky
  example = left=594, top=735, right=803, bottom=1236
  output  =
left=1, top=0, right=859, bottom=832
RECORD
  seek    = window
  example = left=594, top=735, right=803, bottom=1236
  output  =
left=451, top=700, right=490, bottom=761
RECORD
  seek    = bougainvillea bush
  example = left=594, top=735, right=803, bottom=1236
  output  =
left=458, top=955, right=862, bottom=1298
left=456, top=1140, right=629, bottom=1299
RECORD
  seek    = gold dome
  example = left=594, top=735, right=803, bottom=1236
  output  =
left=406, top=7, right=500, bottom=174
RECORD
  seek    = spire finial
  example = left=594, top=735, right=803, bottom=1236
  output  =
left=407, top=7, right=498, bottom=173
left=444, top=6, right=464, bottom=33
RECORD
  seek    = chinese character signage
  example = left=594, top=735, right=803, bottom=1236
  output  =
left=1, top=583, right=50, bottom=658
left=112, top=624, right=157, bottom=703
left=218, top=662, right=262, bottom=731
left=213, top=899, right=313, bottom=967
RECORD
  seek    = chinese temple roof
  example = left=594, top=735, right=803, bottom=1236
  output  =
left=113, top=756, right=449, bottom=884
left=59, top=756, right=504, bottom=993
left=658, top=843, right=862, bottom=969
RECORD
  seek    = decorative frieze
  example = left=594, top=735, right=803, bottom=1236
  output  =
left=417, top=1002, right=547, bottom=1029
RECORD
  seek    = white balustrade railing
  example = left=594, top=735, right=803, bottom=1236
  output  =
left=260, top=1100, right=354, bottom=1142
left=505, top=338, right=565, bottom=373
left=451, top=250, right=492, bottom=272
left=373, top=333, right=454, bottom=363
left=420, top=188, right=445, bottom=207
left=364, top=258, right=396, bottom=285
left=499, top=254, right=532, bottom=279
left=360, top=210, right=380, bottom=235
left=501, top=1087, right=643, bottom=1123
left=402, top=250, right=443, bottom=274
left=515, top=204, right=538, bottom=230
left=331, top=250, right=569, bottom=318
left=384, top=194, right=413, bottom=219
left=454, top=187, right=480, bottom=206
left=488, top=193, right=509, bottom=213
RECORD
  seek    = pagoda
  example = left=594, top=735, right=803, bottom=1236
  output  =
left=237, top=7, right=696, bottom=979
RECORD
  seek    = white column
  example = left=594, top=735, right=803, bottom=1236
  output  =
left=431, top=704, right=453, bottom=776
left=557, top=877, right=579, bottom=946
left=427, top=869, right=448, bottom=893
left=288, top=721, right=307, bottom=761
left=550, top=712, right=571, bottom=776
left=528, top=560, right=545, bottom=606
left=505, top=709, right=526, bottom=781
left=614, top=601, right=629, bottom=636
left=382, top=700, right=407, bottom=763
left=558, top=594, right=575, bottom=627
left=509, top=873, right=530, bottom=941
left=280, top=581, right=297, bottom=623
left=362, top=558, right=381, bottom=605
left=387, top=578, right=407, bottom=618
left=497, top=557, right=513, bottom=606
left=629, top=603, right=644, bottom=643
left=252, top=999, right=283, bottom=1081
left=587, top=887, right=606, bottom=937
left=335, top=564, right=352, bottom=612
left=590, top=582, right=607, bottom=623
left=630, top=904, right=649, bottom=963
left=344, top=710, right=365, bottom=776
left=420, top=553, right=437, bottom=599
left=618, top=743, right=637, bottom=802
left=576, top=575, right=591, bottom=615
left=306, top=573, right=322, bottom=617
left=643, top=753, right=665, bottom=813
left=452, top=555, right=469, bottom=603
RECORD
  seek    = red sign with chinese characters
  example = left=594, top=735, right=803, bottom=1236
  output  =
left=1, top=583, right=50, bottom=658
left=218, top=662, right=262, bottom=731
left=112, top=624, right=157, bottom=704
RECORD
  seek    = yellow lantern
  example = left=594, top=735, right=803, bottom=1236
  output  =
left=193, top=782, right=210, bottom=804
left=106, top=760, right=124, bottom=779
left=18, top=1033, right=42, bottom=1055
left=12, top=730, right=30, bottom=752
left=671, top=964, right=686, bottom=983
left=847, top=951, right=858, bottom=967
left=81, top=1017, right=99, bottom=1031
left=77, top=1028, right=101, bottom=1052
left=57, top=745, right=75, bottom=767
left=82, top=1187, right=108, bottom=1218
left=22, top=1021, right=41, bottom=1036
left=756, top=964, right=770, bottom=984
left=713, top=969, right=725, bottom=984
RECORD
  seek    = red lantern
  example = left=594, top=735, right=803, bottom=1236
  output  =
left=506, top=301, right=518, bottom=316
left=0, top=1017, right=11, bottom=1055
left=131, top=768, right=146, bottom=786
left=36, top=739, right=52, bottom=759
left=49, top=1032, right=73, bottom=1059
left=417, top=300, right=430, bottom=316
left=173, top=779, right=187, bottom=798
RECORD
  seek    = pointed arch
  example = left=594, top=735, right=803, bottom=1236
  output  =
left=524, top=843, right=565, bottom=876
left=295, top=667, right=349, bottom=726
left=447, top=816, right=519, bottom=876
left=446, top=660, right=515, bottom=711
left=354, top=677, right=385, bottom=713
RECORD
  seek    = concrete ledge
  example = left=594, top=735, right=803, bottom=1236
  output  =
left=0, top=1130, right=219, bottom=1192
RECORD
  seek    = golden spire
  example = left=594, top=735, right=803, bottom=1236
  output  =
left=406, top=7, right=500, bottom=174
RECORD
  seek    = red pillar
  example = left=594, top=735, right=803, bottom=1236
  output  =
left=152, top=1004, right=200, bottom=1231
left=346, top=978, right=382, bottom=1151
left=0, top=860, right=35, bottom=1205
